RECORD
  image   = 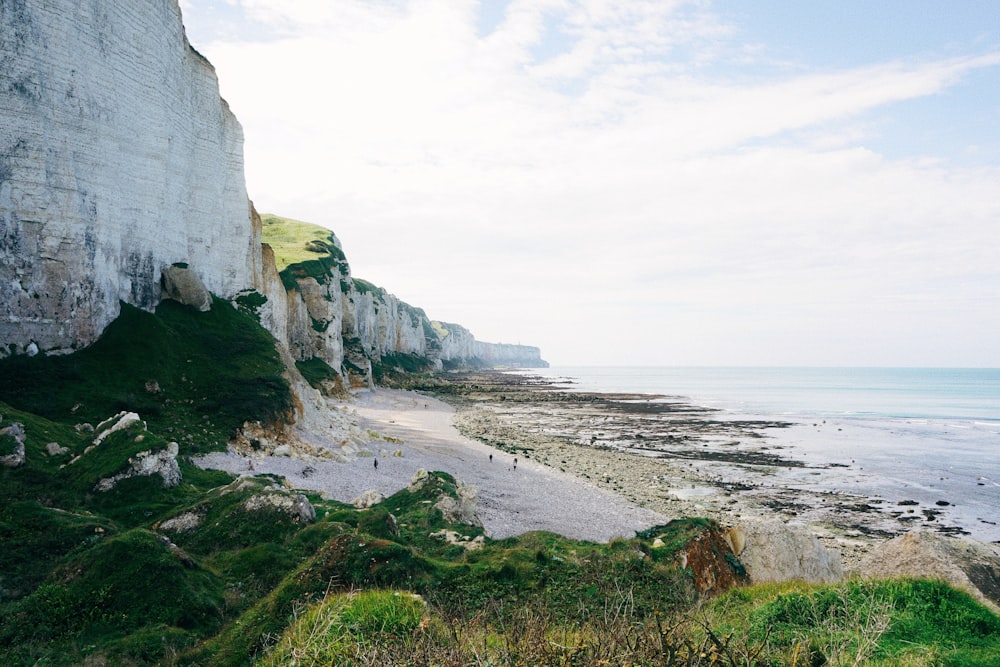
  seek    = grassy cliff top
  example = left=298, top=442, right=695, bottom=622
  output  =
left=261, top=213, right=340, bottom=272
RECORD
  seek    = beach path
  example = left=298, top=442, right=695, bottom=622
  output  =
left=197, top=389, right=669, bottom=542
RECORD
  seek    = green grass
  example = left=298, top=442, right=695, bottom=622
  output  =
left=260, top=213, right=346, bottom=272
left=372, top=351, right=437, bottom=384
left=0, top=528, right=225, bottom=656
left=295, top=356, right=341, bottom=391
left=260, top=213, right=351, bottom=293
left=701, top=577, right=1000, bottom=666
left=0, top=298, right=293, bottom=455
left=259, top=590, right=426, bottom=666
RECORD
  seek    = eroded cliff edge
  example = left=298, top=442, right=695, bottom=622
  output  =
left=0, top=1, right=545, bottom=377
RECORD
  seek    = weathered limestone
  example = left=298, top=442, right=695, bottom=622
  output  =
left=0, top=1, right=258, bottom=356
left=858, top=530, right=1000, bottom=611
left=158, top=511, right=203, bottom=534
left=352, top=489, right=385, bottom=509
left=0, top=421, right=26, bottom=467
left=728, top=519, right=844, bottom=584
left=243, top=491, right=316, bottom=523
left=344, top=282, right=432, bottom=363
left=434, top=482, right=481, bottom=527
left=93, top=411, right=143, bottom=446
left=161, top=264, right=212, bottom=311
left=94, top=441, right=182, bottom=491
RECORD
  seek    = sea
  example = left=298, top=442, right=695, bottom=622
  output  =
left=524, top=367, right=1000, bottom=542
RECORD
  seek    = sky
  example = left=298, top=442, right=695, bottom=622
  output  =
left=178, top=0, right=1000, bottom=367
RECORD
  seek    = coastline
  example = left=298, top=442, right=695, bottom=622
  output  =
left=437, top=370, right=1000, bottom=562
left=434, top=371, right=881, bottom=565
left=197, top=370, right=989, bottom=569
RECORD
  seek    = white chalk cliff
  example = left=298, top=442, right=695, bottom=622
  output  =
left=0, top=1, right=258, bottom=356
left=0, top=1, right=545, bottom=375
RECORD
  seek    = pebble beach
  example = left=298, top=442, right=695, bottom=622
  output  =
left=196, top=387, right=671, bottom=543
left=197, top=371, right=991, bottom=568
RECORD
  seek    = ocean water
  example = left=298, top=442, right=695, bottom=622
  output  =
left=526, top=366, right=1000, bottom=541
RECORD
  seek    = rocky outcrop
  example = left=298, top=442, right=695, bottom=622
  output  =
left=161, top=264, right=212, bottom=312
left=352, top=489, right=385, bottom=509
left=158, top=511, right=203, bottom=534
left=728, top=519, right=844, bottom=584
left=93, top=411, right=143, bottom=446
left=434, top=483, right=482, bottom=527
left=243, top=491, right=316, bottom=523
left=664, top=524, right=749, bottom=594
left=94, top=441, right=182, bottom=491
left=858, top=530, right=1000, bottom=612
left=0, top=421, right=26, bottom=467
left=1, top=1, right=259, bottom=357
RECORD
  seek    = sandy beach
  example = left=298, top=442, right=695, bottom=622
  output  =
left=196, top=387, right=670, bottom=543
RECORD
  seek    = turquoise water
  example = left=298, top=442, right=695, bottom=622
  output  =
left=533, top=366, right=1000, bottom=422
left=523, top=367, right=1000, bottom=541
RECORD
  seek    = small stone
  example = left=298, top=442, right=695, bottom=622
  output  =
left=45, top=442, right=70, bottom=456
left=352, top=489, right=385, bottom=508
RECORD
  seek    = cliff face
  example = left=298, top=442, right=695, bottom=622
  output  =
left=0, top=1, right=258, bottom=356
left=437, top=321, right=545, bottom=369
left=0, top=0, right=545, bottom=376
left=267, top=227, right=547, bottom=375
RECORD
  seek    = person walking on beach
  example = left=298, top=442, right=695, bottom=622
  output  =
left=513, top=457, right=517, bottom=470
left=373, top=458, right=378, bottom=470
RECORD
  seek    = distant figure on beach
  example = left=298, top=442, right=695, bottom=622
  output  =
left=374, top=458, right=378, bottom=470
left=247, top=458, right=254, bottom=471
left=513, top=457, right=518, bottom=470
left=489, top=453, right=493, bottom=462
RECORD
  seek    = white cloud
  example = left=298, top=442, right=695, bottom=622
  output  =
left=190, top=0, right=1000, bottom=366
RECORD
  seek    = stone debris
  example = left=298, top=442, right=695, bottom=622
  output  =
left=435, top=483, right=481, bottom=527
